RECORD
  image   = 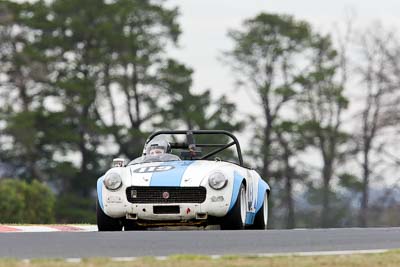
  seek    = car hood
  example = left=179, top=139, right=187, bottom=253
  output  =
left=126, top=160, right=233, bottom=187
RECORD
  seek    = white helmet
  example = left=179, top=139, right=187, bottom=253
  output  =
left=145, top=137, right=171, bottom=156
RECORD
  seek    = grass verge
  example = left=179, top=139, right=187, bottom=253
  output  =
left=0, top=250, right=399, bottom=267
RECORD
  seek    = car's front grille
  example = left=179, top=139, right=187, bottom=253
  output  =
left=126, top=186, right=207, bottom=204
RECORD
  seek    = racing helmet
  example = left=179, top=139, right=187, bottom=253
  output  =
left=145, top=137, right=171, bottom=156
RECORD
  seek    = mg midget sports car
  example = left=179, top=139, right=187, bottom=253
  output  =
left=96, top=130, right=270, bottom=231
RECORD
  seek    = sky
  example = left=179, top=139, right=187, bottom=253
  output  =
left=167, top=0, right=400, bottom=113
left=165, top=1, right=400, bottom=186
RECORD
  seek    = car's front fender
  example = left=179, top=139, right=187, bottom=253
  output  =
left=97, top=176, right=105, bottom=212
left=227, top=171, right=245, bottom=212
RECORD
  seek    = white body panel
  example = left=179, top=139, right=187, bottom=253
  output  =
left=99, top=160, right=261, bottom=222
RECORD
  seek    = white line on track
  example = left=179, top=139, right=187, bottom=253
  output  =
left=0, top=225, right=97, bottom=233
left=16, top=249, right=387, bottom=263
left=111, top=257, right=138, bottom=261
left=154, top=256, right=168, bottom=260
left=65, top=258, right=82, bottom=263
left=254, top=249, right=389, bottom=257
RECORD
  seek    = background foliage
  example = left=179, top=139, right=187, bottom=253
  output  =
left=0, top=179, right=55, bottom=223
left=0, top=0, right=399, bottom=227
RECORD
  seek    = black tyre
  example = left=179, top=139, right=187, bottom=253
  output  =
left=220, top=184, right=247, bottom=230
left=250, top=191, right=268, bottom=230
left=96, top=200, right=123, bottom=231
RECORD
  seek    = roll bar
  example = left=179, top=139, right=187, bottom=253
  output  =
left=145, top=130, right=244, bottom=166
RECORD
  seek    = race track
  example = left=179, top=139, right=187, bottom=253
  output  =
left=1, top=228, right=400, bottom=259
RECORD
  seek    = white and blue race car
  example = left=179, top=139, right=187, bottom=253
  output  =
left=96, top=130, right=270, bottom=231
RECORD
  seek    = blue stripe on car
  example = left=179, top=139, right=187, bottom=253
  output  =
left=255, top=178, right=270, bottom=213
left=228, top=171, right=244, bottom=212
left=245, top=212, right=256, bottom=225
left=150, top=160, right=194, bottom=187
left=97, top=176, right=105, bottom=211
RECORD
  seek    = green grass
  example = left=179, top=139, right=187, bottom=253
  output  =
left=1, top=250, right=400, bottom=267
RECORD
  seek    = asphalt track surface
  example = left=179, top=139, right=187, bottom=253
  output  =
left=1, top=228, right=400, bottom=259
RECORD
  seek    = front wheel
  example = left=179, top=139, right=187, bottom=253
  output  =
left=96, top=200, right=123, bottom=231
left=220, top=184, right=247, bottom=230
left=250, top=191, right=268, bottom=229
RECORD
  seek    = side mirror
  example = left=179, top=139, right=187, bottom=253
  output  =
left=112, top=158, right=125, bottom=168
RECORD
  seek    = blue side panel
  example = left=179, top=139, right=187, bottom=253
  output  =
left=255, top=178, right=270, bottom=213
left=150, top=161, right=194, bottom=187
left=245, top=212, right=256, bottom=225
left=97, top=176, right=105, bottom=211
left=228, top=171, right=244, bottom=212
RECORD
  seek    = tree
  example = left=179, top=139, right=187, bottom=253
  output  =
left=0, top=0, right=183, bottom=221
left=0, top=1, right=52, bottom=181
left=225, top=13, right=312, bottom=181
left=157, top=59, right=243, bottom=132
left=273, top=120, right=310, bottom=228
left=93, top=0, right=181, bottom=159
left=352, top=24, right=400, bottom=226
left=295, top=34, right=349, bottom=227
left=225, top=13, right=312, bottom=227
left=357, top=28, right=389, bottom=226
left=27, top=0, right=181, bottom=196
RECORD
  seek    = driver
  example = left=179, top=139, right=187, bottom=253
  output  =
left=145, top=137, right=171, bottom=156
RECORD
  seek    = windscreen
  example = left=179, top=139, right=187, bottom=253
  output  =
left=128, top=154, right=181, bottom=166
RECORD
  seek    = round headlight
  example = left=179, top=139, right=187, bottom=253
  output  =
left=208, top=172, right=227, bottom=190
left=103, top=172, right=122, bottom=190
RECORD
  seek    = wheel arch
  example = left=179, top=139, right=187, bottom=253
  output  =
left=255, top=179, right=270, bottom=214
left=97, top=176, right=105, bottom=212
left=227, top=171, right=246, bottom=212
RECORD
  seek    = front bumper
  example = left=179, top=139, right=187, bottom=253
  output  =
left=102, top=187, right=231, bottom=220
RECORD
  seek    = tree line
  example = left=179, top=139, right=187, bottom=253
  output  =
left=0, top=0, right=399, bottom=227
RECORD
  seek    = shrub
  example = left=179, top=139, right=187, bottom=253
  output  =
left=0, top=179, right=25, bottom=223
left=0, top=179, right=55, bottom=223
